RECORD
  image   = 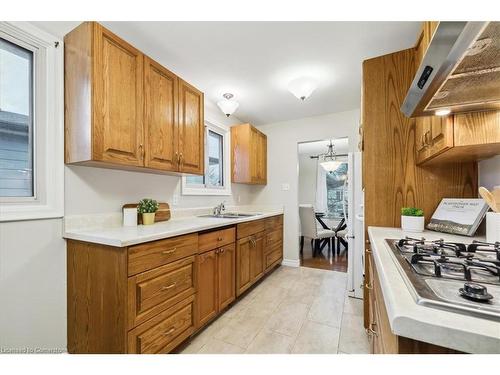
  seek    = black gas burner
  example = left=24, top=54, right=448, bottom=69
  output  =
left=396, top=237, right=500, bottom=285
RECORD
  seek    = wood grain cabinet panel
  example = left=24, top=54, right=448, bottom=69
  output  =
left=217, top=244, right=236, bottom=311
left=178, top=79, right=204, bottom=175
left=144, top=56, right=179, bottom=171
left=249, top=231, right=265, bottom=283
left=198, top=227, right=235, bottom=253
left=128, top=233, right=198, bottom=276
left=231, top=123, right=267, bottom=184
left=236, top=236, right=252, bottom=296
left=128, top=295, right=195, bottom=354
left=128, top=256, right=196, bottom=329
left=196, top=250, right=218, bottom=328
left=64, top=22, right=204, bottom=175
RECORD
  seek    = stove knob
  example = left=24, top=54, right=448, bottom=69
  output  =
left=463, top=282, right=488, bottom=296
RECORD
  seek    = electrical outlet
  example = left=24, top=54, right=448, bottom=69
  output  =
left=281, top=183, right=290, bottom=191
left=172, top=194, right=179, bottom=206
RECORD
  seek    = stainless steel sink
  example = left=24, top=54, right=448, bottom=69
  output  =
left=198, top=212, right=259, bottom=219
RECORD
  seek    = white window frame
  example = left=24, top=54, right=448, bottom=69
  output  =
left=0, top=22, right=63, bottom=222
left=182, top=119, right=232, bottom=196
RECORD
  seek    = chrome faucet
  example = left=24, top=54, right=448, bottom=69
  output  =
left=213, top=201, right=226, bottom=216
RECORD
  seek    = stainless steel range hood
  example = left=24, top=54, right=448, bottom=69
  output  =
left=401, top=21, right=500, bottom=118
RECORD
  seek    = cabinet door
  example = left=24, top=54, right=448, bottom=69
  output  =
left=196, top=250, right=218, bottom=328
left=217, top=244, right=236, bottom=311
left=93, top=23, right=144, bottom=166
left=429, top=116, right=454, bottom=156
left=257, top=132, right=267, bottom=183
left=250, top=232, right=265, bottom=283
left=236, top=237, right=252, bottom=296
left=178, top=79, right=204, bottom=175
left=144, top=57, right=179, bottom=171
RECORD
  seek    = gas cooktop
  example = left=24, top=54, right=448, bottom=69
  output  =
left=386, top=237, right=500, bottom=321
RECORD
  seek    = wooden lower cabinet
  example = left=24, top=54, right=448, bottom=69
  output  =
left=195, top=243, right=236, bottom=329
left=236, top=231, right=265, bottom=296
left=196, top=249, right=218, bottom=328
left=366, top=251, right=461, bottom=354
left=217, top=244, right=236, bottom=310
left=67, top=214, right=283, bottom=353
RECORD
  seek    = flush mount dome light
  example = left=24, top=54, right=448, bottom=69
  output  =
left=288, top=77, right=318, bottom=101
left=217, top=93, right=239, bottom=117
left=435, top=108, right=451, bottom=116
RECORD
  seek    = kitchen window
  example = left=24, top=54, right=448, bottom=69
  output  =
left=0, top=22, right=63, bottom=221
left=182, top=121, right=231, bottom=196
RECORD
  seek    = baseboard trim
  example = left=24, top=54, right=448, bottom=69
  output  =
left=281, top=258, right=300, bottom=267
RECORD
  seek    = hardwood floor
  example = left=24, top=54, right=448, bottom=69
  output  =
left=300, top=239, right=348, bottom=272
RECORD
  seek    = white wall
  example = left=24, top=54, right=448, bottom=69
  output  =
left=298, top=153, right=317, bottom=205
left=249, top=109, right=360, bottom=263
left=479, top=155, right=500, bottom=190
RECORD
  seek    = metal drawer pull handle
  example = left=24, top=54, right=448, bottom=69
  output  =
left=365, top=283, right=373, bottom=290
left=163, top=327, right=176, bottom=336
left=162, top=248, right=176, bottom=255
left=218, top=237, right=223, bottom=241
left=161, top=283, right=177, bottom=291
left=220, top=248, right=225, bottom=253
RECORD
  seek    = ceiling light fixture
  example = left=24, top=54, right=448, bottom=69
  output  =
left=288, top=77, right=318, bottom=101
left=435, top=108, right=451, bottom=116
left=217, top=93, right=239, bottom=117
left=309, top=140, right=342, bottom=171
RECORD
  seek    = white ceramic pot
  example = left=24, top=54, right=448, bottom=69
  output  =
left=401, top=215, right=424, bottom=233
left=486, top=212, right=500, bottom=243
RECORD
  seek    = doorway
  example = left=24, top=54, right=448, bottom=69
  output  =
left=297, top=138, right=349, bottom=272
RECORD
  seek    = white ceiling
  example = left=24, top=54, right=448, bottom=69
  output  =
left=298, top=138, right=349, bottom=155
left=33, top=21, right=421, bottom=125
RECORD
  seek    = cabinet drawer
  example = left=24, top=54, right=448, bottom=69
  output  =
left=265, top=215, right=283, bottom=230
left=128, top=256, right=196, bottom=329
left=266, top=227, right=283, bottom=248
left=198, top=227, right=235, bottom=253
left=128, top=234, right=198, bottom=276
left=237, top=219, right=266, bottom=239
left=128, top=295, right=195, bottom=354
left=265, top=245, right=282, bottom=270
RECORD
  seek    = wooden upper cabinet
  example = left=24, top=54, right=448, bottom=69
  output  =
left=64, top=22, right=204, bottom=175
left=178, top=79, right=204, bottom=175
left=231, top=123, right=267, bottom=185
left=144, top=57, right=179, bottom=171
left=416, top=111, right=500, bottom=165
left=93, top=24, right=144, bottom=166
left=415, top=116, right=453, bottom=164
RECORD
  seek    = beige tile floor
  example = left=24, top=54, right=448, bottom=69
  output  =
left=180, top=266, right=370, bottom=354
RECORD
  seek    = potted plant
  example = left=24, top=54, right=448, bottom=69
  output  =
left=137, top=198, right=159, bottom=225
left=401, top=207, right=424, bottom=232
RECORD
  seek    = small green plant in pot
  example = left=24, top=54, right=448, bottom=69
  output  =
left=401, top=207, right=424, bottom=233
left=138, top=198, right=159, bottom=225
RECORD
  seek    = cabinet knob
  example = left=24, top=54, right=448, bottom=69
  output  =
left=365, top=282, right=373, bottom=290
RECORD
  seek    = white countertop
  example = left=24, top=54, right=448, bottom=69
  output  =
left=368, top=226, right=500, bottom=354
left=64, top=209, right=283, bottom=247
